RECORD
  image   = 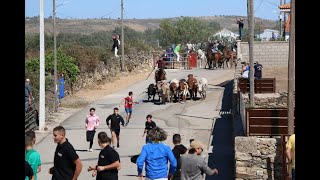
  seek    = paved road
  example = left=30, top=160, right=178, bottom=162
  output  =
left=35, top=68, right=234, bottom=180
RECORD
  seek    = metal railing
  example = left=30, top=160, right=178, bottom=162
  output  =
left=25, top=104, right=38, bottom=133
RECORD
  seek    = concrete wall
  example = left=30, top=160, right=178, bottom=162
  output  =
left=235, top=136, right=283, bottom=180
left=239, top=41, right=289, bottom=67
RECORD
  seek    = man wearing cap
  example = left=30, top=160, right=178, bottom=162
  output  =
left=180, top=140, right=218, bottom=180
left=25, top=79, right=33, bottom=113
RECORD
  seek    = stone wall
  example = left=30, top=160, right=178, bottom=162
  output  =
left=235, top=136, right=283, bottom=180
left=239, top=41, right=289, bottom=67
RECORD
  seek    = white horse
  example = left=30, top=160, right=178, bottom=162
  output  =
left=197, top=49, right=206, bottom=68
left=198, top=77, right=208, bottom=99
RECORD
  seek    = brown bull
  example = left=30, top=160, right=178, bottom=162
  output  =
left=187, top=74, right=198, bottom=100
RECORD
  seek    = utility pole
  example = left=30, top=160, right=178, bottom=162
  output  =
left=39, top=0, right=45, bottom=131
left=248, top=0, right=255, bottom=107
left=53, top=0, right=58, bottom=112
left=288, top=0, right=295, bottom=135
left=279, top=0, right=283, bottom=38
left=283, top=0, right=286, bottom=39
left=120, top=0, right=125, bottom=71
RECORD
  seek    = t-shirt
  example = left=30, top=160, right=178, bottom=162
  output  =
left=286, top=134, right=295, bottom=169
left=25, top=160, right=34, bottom=179
left=106, top=114, right=125, bottom=129
left=52, top=139, right=79, bottom=180
left=96, top=145, right=120, bottom=180
left=124, top=96, right=133, bottom=109
left=144, top=121, right=156, bottom=134
left=25, top=83, right=32, bottom=97
left=25, top=148, right=41, bottom=180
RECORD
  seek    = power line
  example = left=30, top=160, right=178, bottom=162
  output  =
left=254, top=0, right=265, bottom=13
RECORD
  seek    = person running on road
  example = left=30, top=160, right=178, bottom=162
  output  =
left=119, top=91, right=139, bottom=126
left=85, top=107, right=100, bottom=152
left=142, top=114, right=157, bottom=144
left=88, top=132, right=121, bottom=180
left=106, top=107, right=125, bottom=149
left=49, top=126, right=83, bottom=180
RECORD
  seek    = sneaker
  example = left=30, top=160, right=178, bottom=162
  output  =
left=89, top=149, right=93, bottom=152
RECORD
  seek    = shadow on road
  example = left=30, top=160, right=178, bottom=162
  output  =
left=206, top=80, right=235, bottom=180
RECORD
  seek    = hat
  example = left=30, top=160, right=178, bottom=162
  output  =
left=190, top=140, right=204, bottom=149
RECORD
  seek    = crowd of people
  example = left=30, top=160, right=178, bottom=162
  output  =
left=25, top=90, right=220, bottom=179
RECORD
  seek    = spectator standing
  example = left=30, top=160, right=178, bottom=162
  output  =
left=88, top=132, right=121, bottom=180
left=254, top=61, right=263, bottom=80
left=241, top=62, right=250, bottom=79
left=286, top=134, right=295, bottom=180
left=180, top=140, right=218, bottom=180
left=171, top=134, right=187, bottom=180
left=25, top=136, right=41, bottom=180
left=142, top=114, right=157, bottom=144
left=106, top=107, right=125, bottom=149
left=174, top=44, right=181, bottom=62
left=237, top=18, right=244, bottom=40
left=49, top=126, right=83, bottom=180
left=112, top=35, right=120, bottom=57
left=136, top=127, right=177, bottom=180
left=26, top=130, right=36, bottom=145
left=85, top=107, right=100, bottom=152
left=25, top=78, right=33, bottom=113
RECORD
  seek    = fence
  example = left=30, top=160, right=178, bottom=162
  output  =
left=25, top=103, right=38, bottom=133
left=238, top=78, right=276, bottom=93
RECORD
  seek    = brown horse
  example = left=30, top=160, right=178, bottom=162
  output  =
left=205, top=44, right=216, bottom=69
left=222, top=45, right=236, bottom=69
left=213, top=52, right=223, bottom=69
left=154, top=68, right=166, bottom=83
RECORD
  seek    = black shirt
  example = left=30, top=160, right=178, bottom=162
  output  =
left=106, top=114, right=125, bottom=130
left=238, top=20, right=244, bottom=29
left=144, top=121, right=156, bottom=134
left=52, top=139, right=79, bottom=180
left=25, top=160, right=34, bottom=179
left=172, top=144, right=188, bottom=178
left=254, top=64, right=263, bottom=79
left=96, top=145, right=120, bottom=180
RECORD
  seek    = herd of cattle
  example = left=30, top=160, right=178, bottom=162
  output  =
left=145, top=69, right=208, bottom=104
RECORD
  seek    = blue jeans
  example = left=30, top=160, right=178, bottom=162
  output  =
left=292, top=169, right=295, bottom=180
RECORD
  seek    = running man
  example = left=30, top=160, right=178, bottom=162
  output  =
left=119, top=91, right=139, bottom=126
left=142, top=114, right=156, bottom=144
left=106, top=107, right=125, bottom=149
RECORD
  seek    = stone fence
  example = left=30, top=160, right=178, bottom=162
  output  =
left=238, top=41, right=289, bottom=67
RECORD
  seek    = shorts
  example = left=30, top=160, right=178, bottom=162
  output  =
left=86, top=130, right=96, bottom=142
left=125, top=108, right=132, bottom=114
left=111, top=129, right=120, bottom=136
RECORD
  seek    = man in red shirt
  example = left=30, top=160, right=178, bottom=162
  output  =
left=119, top=91, right=139, bottom=126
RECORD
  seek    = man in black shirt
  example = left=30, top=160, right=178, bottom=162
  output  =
left=49, top=126, right=83, bottom=180
left=25, top=160, right=34, bottom=180
left=106, top=107, right=125, bottom=148
left=237, top=18, right=244, bottom=40
left=254, top=61, right=263, bottom=80
left=88, top=132, right=121, bottom=180
left=142, top=114, right=156, bottom=144
left=171, top=134, right=187, bottom=180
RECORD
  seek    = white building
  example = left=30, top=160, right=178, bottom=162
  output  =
left=259, top=29, right=280, bottom=41
left=213, top=28, right=239, bottom=41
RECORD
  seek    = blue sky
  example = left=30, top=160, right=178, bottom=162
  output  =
left=25, top=0, right=286, bottom=20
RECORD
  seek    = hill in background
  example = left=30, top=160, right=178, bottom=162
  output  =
left=25, top=15, right=277, bottom=35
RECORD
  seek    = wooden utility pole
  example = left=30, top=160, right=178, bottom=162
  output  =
left=248, top=0, right=255, bottom=107
left=288, top=0, right=295, bottom=135
left=120, top=0, right=125, bottom=71
left=283, top=0, right=286, bottom=39
left=279, top=0, right=282, bottom=37
left=53, top=0, right=58, bottom=112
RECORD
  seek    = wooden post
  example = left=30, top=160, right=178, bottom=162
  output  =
left=288, top=0, right=295, bottom=135
left=248, top=0, right=255, bottom=107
